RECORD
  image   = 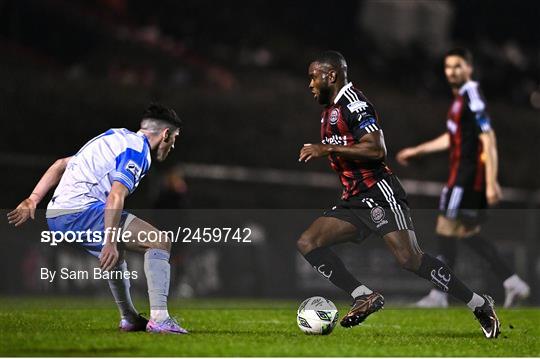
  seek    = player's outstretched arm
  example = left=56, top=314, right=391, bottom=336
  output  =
left=299, top=132, right=386, bottom=162
left=479, top=130, right=502, bottom=205
left=7, top=156, right=72, bottom=227
left=100, top=181, right=129, bottom=271
left=396, top=132, right=450, bottom=166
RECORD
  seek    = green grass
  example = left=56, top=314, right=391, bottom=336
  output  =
left=0, top=297, right=538, bottom=357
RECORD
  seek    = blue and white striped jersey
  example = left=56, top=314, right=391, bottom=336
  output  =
left=46, top=128, right=151, bottom=218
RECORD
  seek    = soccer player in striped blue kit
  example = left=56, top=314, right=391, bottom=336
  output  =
left=8, top=103, right=188, bottom=334
left=397, top=48, right=530, bottom=308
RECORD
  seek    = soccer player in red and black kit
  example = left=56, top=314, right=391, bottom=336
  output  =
left=397, top=48, right=530, bottom=308
left=297, top=51, right=500, bottom=338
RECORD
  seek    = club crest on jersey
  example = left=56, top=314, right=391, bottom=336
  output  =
left=329, top=108, right=339, bottom=125
left=125, top=160, right=141, bottom=179
left=451, top=100, right=462, bottom=115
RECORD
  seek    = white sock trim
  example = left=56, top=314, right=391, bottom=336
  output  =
left=351, top=285, right=373, bottom=298
left=151, top=309, right=170, bottom=322
left=467, top=293, right=485, bottom=311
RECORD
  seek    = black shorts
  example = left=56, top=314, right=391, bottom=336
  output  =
left=323, top=175, right=414, bottom=239
left=439, top=185, right=487, bottom=225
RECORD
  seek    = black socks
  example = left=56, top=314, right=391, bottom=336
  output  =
left=415, top=253, right=474, bottom=304
left=437, top=234, right=457, bottom=268
left=304, top=247, right=362, bottom=294
left=463, top=234, right=513, bottom=280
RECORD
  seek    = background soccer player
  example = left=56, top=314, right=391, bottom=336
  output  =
left=7, top=103, right=188, bottom=334
left=396, top=48, right=530, bottom=308
left=297, top=51, right=500, bottom=338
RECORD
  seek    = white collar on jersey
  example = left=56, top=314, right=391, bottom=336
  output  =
left=458, top=80, right=478, bottom=95
left=333, top=82, right=353, bottom=104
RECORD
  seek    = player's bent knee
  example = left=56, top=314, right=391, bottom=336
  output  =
left=455, top=225, right=480, bottom=240
left=436, top=217, right=459, bottom=237
left=397, top=252, right=422, bottom=272
left=154, top=235, right=172, bottom=252
left=297, top=232, right=318, bottom=255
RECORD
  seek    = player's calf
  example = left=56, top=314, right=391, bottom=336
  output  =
left=122, top=217, right=184, bottom=328
left=297, top=217, right=373, bottom=299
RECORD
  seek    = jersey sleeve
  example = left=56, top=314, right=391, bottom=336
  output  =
left=345, top=100, right=381, bottom=141
left=111, top=148, right=148, bottom=192
left=465, top=85, right=492, bottom=133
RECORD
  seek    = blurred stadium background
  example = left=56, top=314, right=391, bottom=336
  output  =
left=1, top=0, right=539, bottom=305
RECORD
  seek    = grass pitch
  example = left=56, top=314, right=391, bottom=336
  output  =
left=0, top=297, right=538, bottom=357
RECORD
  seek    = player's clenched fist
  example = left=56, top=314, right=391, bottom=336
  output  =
left=299, top=143, right=330, bottom=163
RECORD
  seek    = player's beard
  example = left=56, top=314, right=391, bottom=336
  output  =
left=448, top=76, right=467, bottom=90
left=317, top=86, right=332, bottom=105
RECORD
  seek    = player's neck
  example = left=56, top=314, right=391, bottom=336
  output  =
left=451, top=79, right=471, bottom=96
left=138, top=129, right=160, bottom=150
left=330, top=80, right=348, bottom=104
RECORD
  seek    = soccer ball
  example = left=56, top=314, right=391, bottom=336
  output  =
left=297, top=296, right=339, bottom=335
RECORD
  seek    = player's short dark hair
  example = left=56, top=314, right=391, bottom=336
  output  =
left=313, top=50, right=348, bottom=72
left=445, top=47, right=473, bottom=65
left=141, top=102, right=183, bottom=129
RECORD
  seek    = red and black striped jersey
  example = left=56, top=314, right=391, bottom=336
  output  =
left=320, top=82, right=392, bottom=200
left=446, top=81, right=492, bottom=191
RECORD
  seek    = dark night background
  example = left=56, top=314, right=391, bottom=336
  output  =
left=0, top=0, right=538, bottom=303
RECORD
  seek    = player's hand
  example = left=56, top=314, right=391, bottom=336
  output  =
left=396, top=147, right=418, bottom=166
left=100, top=242, right=119, bottom=271
left=299, top=144, right=330, bottom=163
left=7, top=198, right=37, bottom=227
left=486, top=182, right=503, bottom=206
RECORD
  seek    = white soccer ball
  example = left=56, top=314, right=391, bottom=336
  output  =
left=297, top=296, right=339, bottom=335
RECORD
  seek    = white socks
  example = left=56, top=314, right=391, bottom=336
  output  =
left=150, top=309, right=170, bottom=322
left=144, top=249, right=171, bottom=322
left=107, top=261, right=138, bottom=319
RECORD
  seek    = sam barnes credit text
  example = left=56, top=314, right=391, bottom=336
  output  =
left=40, top=267, right=138, bottom=282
